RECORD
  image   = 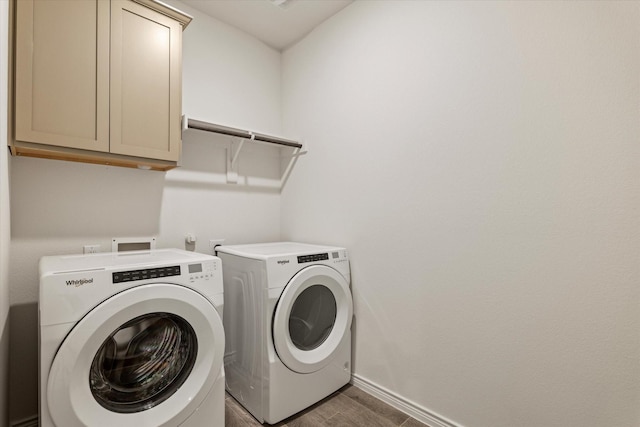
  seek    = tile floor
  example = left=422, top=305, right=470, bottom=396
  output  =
left=225, top=384, right=430, bottom=427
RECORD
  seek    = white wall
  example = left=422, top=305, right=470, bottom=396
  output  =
left=281, top=2, right=640, bottom=426
left=159, top=0, right=284, bottom=252
left=1, top=1, right=11, bottom=424
left=8, top=0, right=283, bottom=421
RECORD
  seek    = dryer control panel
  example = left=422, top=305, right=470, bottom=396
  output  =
left=297, top=250, right=349, bottom=265
left=297, top=253, right=329, bottom=263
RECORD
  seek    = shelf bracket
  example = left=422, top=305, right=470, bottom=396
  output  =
left=231, top=135, right=248, bottom=167
left=227, top=135, right=251, bottom=183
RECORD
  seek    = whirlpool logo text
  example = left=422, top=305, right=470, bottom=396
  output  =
left=277, top=260, right=290, bottom=265
left=66, top=278, right=94, bottom=287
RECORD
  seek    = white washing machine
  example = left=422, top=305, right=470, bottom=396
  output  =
left=217, top=242, right=353, bottom=424
left=39, top=249, right=225, bottom=427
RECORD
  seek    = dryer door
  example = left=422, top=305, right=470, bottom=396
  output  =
left=273, top=265, right=352, bottom=374
left=46, top=283, right=224, bottom=427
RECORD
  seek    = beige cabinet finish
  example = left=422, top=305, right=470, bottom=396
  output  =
left=110, top=0, right=182, bottom=161
left=15, top=0, right=110, bottom=152
left=12, top=0, right=190, bottom=170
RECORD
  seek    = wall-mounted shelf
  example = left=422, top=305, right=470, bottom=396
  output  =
left=181, top=115, right=306, bottom=187
left=184, top=118, right=302, bottom=148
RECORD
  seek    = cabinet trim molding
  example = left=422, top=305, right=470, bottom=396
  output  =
left=131, top=0, right=192, bottom=28
left=11, top=140, right=177, bottom=171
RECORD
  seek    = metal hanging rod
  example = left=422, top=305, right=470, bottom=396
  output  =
left=183, top=117, right=303, bottom=149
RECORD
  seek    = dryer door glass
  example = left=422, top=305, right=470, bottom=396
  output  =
left=289, top=285, right=337, bottom=351
left=273, top=265, right=353, bottom=374
left=90, top=312, right=198, bottom=413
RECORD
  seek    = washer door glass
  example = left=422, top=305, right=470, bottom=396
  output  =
left=46, top=283, right=225, bottom=427
left=289, top=285, right=337, bottom=351
left=90, top=312, right=197, bottom=413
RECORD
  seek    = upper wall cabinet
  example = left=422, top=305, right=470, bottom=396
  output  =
left=11, top=0, right=191, bottom=171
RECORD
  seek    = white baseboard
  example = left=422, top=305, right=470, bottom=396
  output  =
left=10, top=415, right=38, bottom=427
left=350, top=374, right=461, bottom=427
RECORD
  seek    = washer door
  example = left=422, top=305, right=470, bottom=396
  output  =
left=47, top=283, right=224, bottom=427
left=273, top=265, right=352, bottom=374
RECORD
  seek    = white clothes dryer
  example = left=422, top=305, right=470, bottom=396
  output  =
left=217, top=242, right=353, bottom=424
left=39, top=249, right=225, bottom=427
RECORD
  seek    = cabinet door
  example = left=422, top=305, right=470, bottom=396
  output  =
left=110, top=0, right=182, bottom=161
left=15, top=0, right=110, bottom=152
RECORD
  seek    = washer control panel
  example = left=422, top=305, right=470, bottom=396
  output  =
left=111, top=260, right=219, bottom=284
left=112, top=265, right=180, bottom=284
left=187, top=260, right=217, bottom=283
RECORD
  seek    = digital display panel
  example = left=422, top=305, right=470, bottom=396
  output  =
left=188, top=263, right=203, bottom=274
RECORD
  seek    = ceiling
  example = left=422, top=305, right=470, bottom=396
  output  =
left=180, top=0, right=354, bottom=51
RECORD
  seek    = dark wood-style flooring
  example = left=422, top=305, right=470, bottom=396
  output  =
left=225, top=384, right=430, bottom=427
